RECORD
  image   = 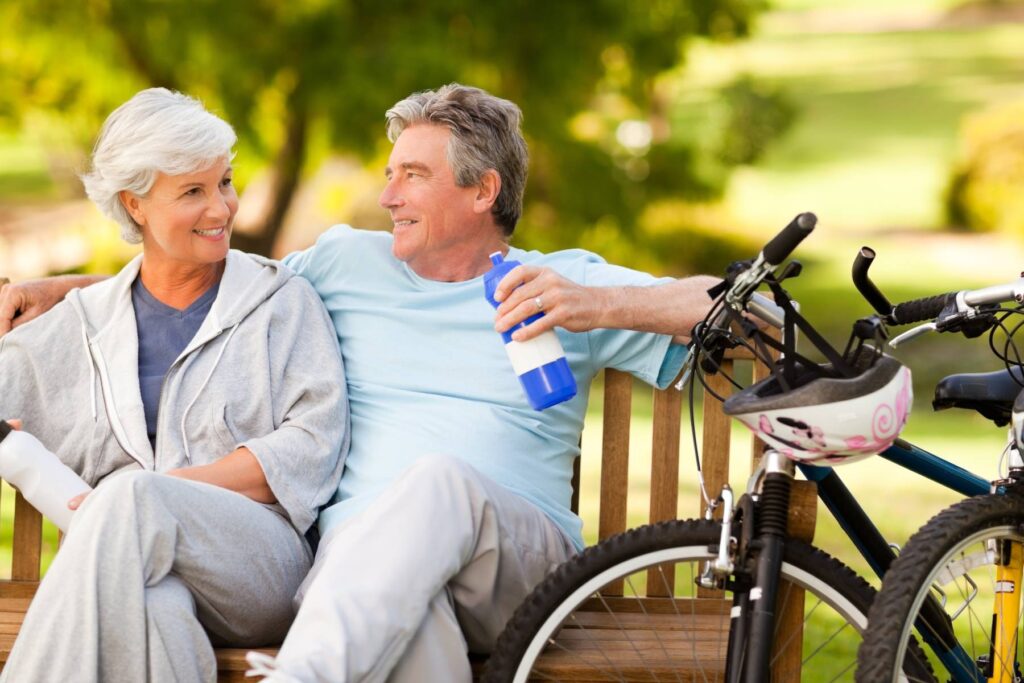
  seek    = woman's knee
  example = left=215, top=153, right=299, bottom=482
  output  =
left=74, top=470, right=180, bottom=528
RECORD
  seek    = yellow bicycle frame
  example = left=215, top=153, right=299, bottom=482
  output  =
left=992, top=539, right=1024, bottom=682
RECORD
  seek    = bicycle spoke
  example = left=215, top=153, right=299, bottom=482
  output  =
left=619, top=574, right=674, bottom=683
left=649, top=564, right=693, bottom=683
left=544, top=609, right=627, bottom=682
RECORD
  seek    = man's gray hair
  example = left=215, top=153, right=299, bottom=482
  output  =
left=385, top=84, right=528, bottom=236
left=81, top=88, right=237, bottom=244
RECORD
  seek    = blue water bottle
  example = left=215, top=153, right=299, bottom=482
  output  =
left=483, top=252, right=577, bottom=410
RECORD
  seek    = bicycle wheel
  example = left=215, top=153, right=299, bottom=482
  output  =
left=484, top=518, right=887, bottom=682
left=857, top=493, right=1024, bottom=682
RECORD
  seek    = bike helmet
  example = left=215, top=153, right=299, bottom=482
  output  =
left=723, top=353, right=912, bottom=466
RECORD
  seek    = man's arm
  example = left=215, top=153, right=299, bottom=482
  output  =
left=0, top=275, right=108, bottom=335
left=492, top=264, right=719, bottom=344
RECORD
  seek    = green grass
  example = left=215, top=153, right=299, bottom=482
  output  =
left=673, top=17, right=1024, bottom=231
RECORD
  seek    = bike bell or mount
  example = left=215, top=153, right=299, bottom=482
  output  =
left=483, top=252, right=577, bottom=410
left=0, top=420, right=92, bottom=532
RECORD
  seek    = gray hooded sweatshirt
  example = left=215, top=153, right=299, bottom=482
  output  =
left=0, top=250, right=348, bottom=535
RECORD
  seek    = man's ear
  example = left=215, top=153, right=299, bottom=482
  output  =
left=119, top=191, right=145, bottom=226
left=473, top=169, right=501, bottom=215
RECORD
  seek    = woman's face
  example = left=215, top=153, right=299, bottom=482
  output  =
left=122, top=157, right=237, bottom=269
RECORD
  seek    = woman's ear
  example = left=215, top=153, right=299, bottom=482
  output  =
left=119, top=190, right=145, bottom=226
left=473, top=169, right=502, bottom=215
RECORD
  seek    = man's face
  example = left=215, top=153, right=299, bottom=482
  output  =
left=379, top=124, right=481, bottom=272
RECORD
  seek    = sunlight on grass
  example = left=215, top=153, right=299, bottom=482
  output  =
left=673, top=19, right=1024, bottom=232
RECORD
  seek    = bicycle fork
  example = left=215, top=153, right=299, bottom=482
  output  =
left=717, top=450, right=794, bottom=683
left=989, top=539, right=1024, bottom=682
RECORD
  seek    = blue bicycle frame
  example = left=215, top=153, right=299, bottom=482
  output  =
left=799, top=437, right=994, bottom=679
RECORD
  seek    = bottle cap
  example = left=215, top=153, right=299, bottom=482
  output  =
left=0, top=420, right=11, bottom=443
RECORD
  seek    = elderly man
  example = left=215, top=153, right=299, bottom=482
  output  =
left=1, top=84, right=717, bottom=681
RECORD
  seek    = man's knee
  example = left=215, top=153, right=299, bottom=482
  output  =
left=401, top=455, right=484, bottom=492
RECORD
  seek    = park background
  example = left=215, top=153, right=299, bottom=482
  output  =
left=0, top=0, right=1023, bottom=604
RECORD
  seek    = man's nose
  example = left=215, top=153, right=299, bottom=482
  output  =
left=379, top=179, right=404, bottom=209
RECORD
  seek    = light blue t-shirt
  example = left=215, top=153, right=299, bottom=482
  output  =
left=284, top=225, right=686, bottom=550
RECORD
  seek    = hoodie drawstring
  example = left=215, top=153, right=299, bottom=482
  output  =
left=80, top=326, right=97, bottom=421
left=180, top=323, right=240, bottom=464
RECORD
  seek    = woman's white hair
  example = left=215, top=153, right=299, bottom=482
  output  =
left=81, top=88, right=237, bottom=244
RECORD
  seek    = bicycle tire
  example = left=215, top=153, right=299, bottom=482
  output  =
left=857, top=493, right=1024, bottom=682
left=484, top=518, right=910, bottom=682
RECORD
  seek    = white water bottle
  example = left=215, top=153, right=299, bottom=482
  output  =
left=0, top=420, right=92, bottom=532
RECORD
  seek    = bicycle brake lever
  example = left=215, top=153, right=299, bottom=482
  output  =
left=888, top=322, right=938, bottom=348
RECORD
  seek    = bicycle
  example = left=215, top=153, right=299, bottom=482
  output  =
left=482, top=213, right=1016, bottom=682
left=855, top=282, right=1024, bottom=681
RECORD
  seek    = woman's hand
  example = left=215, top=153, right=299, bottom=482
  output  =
left=68, top=490, right=90, bottom=510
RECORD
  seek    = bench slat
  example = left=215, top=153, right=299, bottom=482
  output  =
left=11, top=493, right=41, bottom=582
left=599, top=369, right=632, bottom=543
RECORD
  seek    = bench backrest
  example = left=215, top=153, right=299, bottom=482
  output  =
left=1, top=348, right=806, bottom=580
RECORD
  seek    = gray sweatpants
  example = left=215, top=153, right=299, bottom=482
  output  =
left=1, top=471, right=312, bottom=683
left=267, top=455, right=577, bottom=682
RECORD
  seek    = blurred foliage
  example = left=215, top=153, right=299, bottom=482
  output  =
left=0, top=0, right=780, bottom=270
left=715, top=75, right=798, bottom=166
left=945, top=99, right=1024, bottom=234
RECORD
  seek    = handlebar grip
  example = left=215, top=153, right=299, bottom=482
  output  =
left=851, top=246, right=893, bottom=316
left=762, top=212, right=817, bottom=266
left=891, top=292, right=957, bottom=325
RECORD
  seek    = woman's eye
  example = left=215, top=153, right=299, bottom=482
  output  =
left=222, top=177, right=233, bottom=187
left=184, top=188, right=201, bottom=197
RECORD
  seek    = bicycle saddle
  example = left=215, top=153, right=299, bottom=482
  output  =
left=933, top=366, right=1024, bottom=426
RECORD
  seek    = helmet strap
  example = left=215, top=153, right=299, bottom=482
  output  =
left=765, top=280, right=856, bottom=382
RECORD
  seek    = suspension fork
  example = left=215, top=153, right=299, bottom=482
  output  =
left=989, top=456, right=1024, bottom=682
left=742, top=450, right=794, bottom=683
left=990, top=539, right=1024, bottom=682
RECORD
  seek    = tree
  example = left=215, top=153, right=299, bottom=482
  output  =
left=0, top=0, right=765, bottom=262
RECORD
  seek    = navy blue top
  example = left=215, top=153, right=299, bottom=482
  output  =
left=132, top=276, right=220, bottom=445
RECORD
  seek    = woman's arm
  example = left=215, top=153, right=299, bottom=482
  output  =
left=68, top=447, right=276, bottom=511
left=167, top=447, right=276, bottom=503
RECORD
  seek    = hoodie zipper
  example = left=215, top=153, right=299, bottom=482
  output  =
left=87, top=342, right=146, bottom=469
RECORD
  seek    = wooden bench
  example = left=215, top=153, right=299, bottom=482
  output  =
left=0, top=350, right=815, bottom=680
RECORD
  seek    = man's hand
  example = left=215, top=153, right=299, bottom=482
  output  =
left=493, top=265, right=610, bottom=342
left=0, top=277, right=70, bottom=336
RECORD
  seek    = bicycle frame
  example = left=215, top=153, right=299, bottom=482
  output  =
left=801, top=438, right=999, bottom=680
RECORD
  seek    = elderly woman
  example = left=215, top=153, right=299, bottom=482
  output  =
left=0, top=88, right=347, bottom=681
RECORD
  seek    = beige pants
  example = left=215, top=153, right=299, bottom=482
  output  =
left=269, top=455, right=577, bottom=682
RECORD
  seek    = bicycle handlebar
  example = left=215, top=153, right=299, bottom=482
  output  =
left=890, top=293, right=958, bottom=325
left=762, top=212, right=816, bottom=266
